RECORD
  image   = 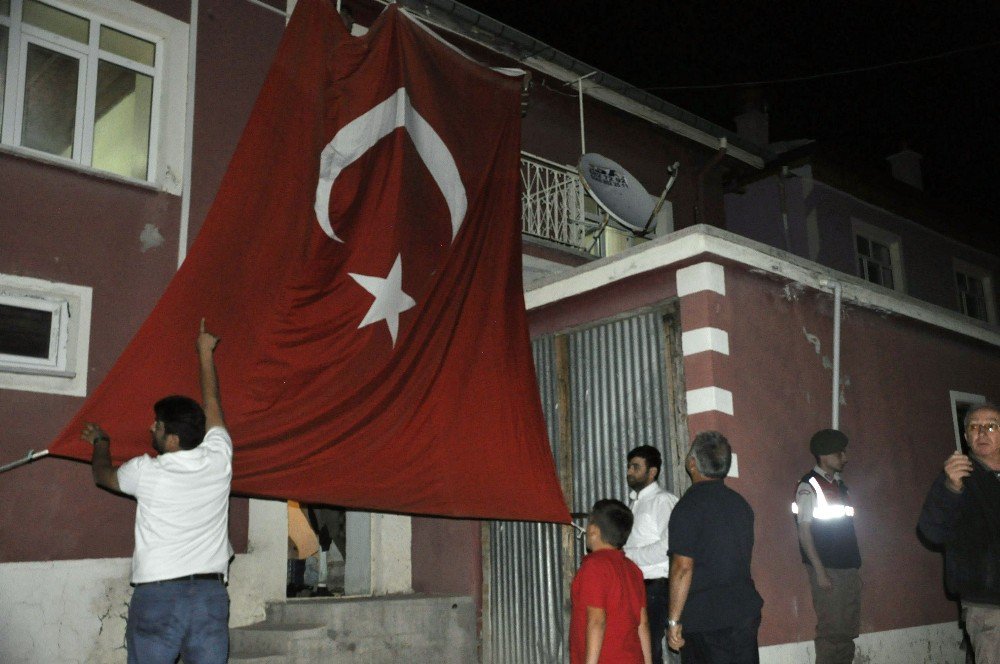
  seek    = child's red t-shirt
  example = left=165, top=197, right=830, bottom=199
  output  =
left=570, top=548, right=647, bottom=664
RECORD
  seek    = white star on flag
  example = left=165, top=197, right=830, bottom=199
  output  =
left=349, top=254, right=416, bottom=346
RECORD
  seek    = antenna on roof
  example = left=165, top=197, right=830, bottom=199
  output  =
left=578, top=153, right=680, bottom=251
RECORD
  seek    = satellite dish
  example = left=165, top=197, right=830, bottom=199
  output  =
left=578, top=153, right=679, bottom=240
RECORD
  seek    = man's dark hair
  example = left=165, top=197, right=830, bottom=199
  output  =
left=689, top=430, right=731, bottom=479
left=627, top=445, right=662, bottom=480
left=154, top=395, right=206, bottom=450
left=590, top=499, right=634, bottom=549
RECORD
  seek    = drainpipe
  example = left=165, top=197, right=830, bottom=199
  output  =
left=695, top=137, right=727, bottom=225
left=177, top=0, right=198, bottom=268
left=819, top=278, right=843, bottom=428
left=778, top=165, right=792, bottom=252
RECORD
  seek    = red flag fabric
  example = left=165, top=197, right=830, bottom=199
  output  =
left=48, top=0, right=570, bottom=523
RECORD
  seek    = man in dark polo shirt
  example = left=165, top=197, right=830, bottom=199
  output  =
left=666, top=431, right=763, bottom=663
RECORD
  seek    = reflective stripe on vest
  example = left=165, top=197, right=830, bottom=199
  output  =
left=790, top=476, right=855, bottom=519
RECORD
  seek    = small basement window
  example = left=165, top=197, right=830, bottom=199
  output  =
left=0, top=274, right=91, bottom=396
left=0, top=294, right=71, bottom=375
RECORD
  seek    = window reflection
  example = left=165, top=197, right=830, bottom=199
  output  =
left=23, top=0, right=89, bottom=44
left=21, top=43, right=79, bottom=158
left=92, top=60, right=152, bottom=180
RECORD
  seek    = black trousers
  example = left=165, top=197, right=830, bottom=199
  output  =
left=680, top=614, right=761, bottom=664
left=645, top=577, right=670, bottom=664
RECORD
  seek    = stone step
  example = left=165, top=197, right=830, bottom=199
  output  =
left=230, top=622, right=329, bottom=660
left=268, top=594, right=474, bottom=635
left=230, top=594, right=475, bottom=663
left=228, top=655, right=288, bottom=664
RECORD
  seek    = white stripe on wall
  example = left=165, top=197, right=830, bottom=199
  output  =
left=686, top=386, right=734, bottom=415
left=682, top=327, right=730, bottom=356
left=676, top=261, right=726, bottom=297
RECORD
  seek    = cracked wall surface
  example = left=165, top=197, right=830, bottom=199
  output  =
left=1, top=501, right=287, bottom=663
left=0, top=558, right=130, bottom=664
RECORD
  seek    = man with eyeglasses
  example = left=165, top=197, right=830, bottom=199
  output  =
left=919, top=402, right=1000, bottom=663
left=793, top=429, right=862, bottom=664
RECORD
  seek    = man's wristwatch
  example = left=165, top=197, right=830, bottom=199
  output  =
left=667, top=619, right=681, bottom=627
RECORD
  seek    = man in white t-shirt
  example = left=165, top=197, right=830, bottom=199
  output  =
left=83, top=319, right=233, bottom=664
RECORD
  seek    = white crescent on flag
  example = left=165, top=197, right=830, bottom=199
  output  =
left=314, top=86, right=467, bottom=242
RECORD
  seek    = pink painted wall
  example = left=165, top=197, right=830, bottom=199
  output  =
left=720, top=265, right=1000, bottom=644
left=0, top=0, right=286, bottom=562
left=525, top=256, right=1000, bottom=646
left=411, top=518, right=482, bottom=597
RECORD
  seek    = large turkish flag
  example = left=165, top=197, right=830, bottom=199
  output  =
left=47, top=0, right=570, bottom=523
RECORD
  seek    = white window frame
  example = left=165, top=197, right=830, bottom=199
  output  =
left=0, top=292, right=70, bottom=373
left=0, top=0, right=187, bottom=194
left=953, top=258, right=997, bottom=325
left=0, top=274, right=91, bottom=396
left=852, top=219, right=906, bottom=293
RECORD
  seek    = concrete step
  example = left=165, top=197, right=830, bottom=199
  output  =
left=230, top=622, right=329, bottom=661
left=228, top=655, right=288, bottom=664
left=269, top=594, right=473, bottom=634
left=231, top=594, right=475, bottom=663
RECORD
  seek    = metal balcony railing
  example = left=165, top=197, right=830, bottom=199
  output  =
left=520, top=152, right=589, bottom=252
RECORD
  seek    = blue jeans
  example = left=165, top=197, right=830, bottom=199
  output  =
left=127, top=579, right=229, bottom=664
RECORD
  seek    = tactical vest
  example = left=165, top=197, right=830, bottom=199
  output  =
left=792, top=471, right=862, bottom=569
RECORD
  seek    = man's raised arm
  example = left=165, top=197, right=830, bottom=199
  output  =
left=198, top=318, right=225, bottom=430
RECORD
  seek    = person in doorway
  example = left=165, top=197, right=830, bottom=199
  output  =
left=624, top=445, right=679, bottom=663
left=82, top=319, right=232, bottom=664
left=666, top=431, right=763, bottom=663
left=793, top=429, right=862, bottom=664
left=919, top=402, right=1000, bottom=664
left=570, top=498, right=653, bottom=664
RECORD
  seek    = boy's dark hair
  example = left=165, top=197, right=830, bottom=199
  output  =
left=153, top=395, right=206, bottom=450
left=626, top=445, right=662, bottom=479
left=590, top=499, right=634, bottom=549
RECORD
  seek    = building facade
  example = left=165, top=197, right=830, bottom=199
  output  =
left=2, top=0, right=997, bottom=662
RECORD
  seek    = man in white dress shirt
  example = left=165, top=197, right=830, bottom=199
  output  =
left=624, top=445, right=680, bottom=663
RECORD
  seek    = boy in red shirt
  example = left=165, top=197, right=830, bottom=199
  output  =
left=571, top=499, right=653, bottom=664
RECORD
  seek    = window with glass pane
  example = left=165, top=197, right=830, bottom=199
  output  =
left=22, top=0, right=89, bottom=43
left=0, top=303, right=53, bottom=360
left=21, top=43, right=80, bottom=157
left=100, top=26, right=155, bottom=67
left=2, top=1, right=161, bottom=182
left=956, top=271, right=988, bottom=321
left=92, top=60, right=152, bottom=179
left=856, top=233, right=894, bottom=289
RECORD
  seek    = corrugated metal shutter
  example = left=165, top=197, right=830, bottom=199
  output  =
left=486, top=310, right=676, bottom=664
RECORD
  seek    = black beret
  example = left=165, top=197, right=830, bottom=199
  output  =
left=810, top=429, right=848, bottom=455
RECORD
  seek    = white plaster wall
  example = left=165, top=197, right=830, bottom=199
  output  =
left=0, top=557, right=132, bottom=664
left=0, top=499, right=286, bottom=664
left=370, top=513, right=412, bottom=596
left=760, top=622, right=964, bottom=663
left=228, top=498, right=288, bottom=627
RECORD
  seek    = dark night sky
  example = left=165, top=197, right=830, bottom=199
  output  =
left=461, top=1, right=1000, bottom=223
